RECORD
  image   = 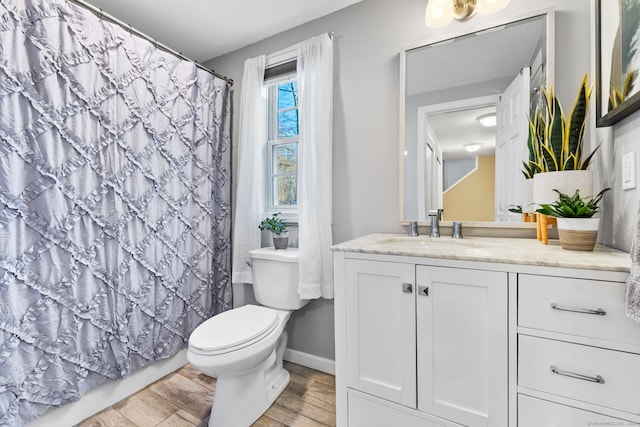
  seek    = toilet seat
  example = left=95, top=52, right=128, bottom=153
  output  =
left=189, top=305, right=280, bottom=355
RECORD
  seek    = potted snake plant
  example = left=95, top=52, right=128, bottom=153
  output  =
left=523, top=74, right=600, bottom=205
left=258, top=212, right=289, bottom=249
left=536, top=187, right=610, bottom=251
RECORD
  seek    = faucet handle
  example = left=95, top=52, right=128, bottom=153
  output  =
left=408, top=221, right=419, bottom=237
left=452, top=221, right=463, bottom=239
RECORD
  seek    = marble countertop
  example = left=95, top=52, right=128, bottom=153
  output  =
left=332, top=234, right=631, bottom=273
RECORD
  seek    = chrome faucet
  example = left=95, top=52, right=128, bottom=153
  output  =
left=428, top=209, right=444, bottom=238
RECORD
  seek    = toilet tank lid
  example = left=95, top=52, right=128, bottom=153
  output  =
left=250, top=247, right=298, bottom=262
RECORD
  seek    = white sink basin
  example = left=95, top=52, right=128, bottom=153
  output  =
left=377, top=236, right=481, bottom=250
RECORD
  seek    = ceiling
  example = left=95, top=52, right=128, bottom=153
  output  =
left=427, top=106, right=496, bottom=160
left=83, top=0, right=362, bottom=62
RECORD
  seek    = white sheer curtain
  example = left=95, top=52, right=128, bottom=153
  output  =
left=232, top=56, right=267, bottom=284
left=297, top=34, right=334, bottom=299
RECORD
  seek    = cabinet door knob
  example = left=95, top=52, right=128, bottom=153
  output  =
left=402, top=283, right=413, bottom=294
left=418, top=285, right=429, bottom=296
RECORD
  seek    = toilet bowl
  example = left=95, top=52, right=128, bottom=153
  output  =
left=187, top=247, right=307, bottom=427
left=188, top=305, right=291, bottom=426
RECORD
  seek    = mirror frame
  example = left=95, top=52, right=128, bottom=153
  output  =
left=399, top=8, right=555, bottom=229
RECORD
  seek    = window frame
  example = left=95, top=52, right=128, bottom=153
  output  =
left=265, top=75, right=299, bottom=222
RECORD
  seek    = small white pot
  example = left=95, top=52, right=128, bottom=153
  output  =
left=272, top=232, right=289, bottom=250
left=556, top=217, right=600, bottom=251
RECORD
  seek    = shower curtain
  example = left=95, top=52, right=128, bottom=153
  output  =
left=0, top=0, right=232, bottom=425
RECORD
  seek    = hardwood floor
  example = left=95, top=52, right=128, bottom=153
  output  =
left=78, top=362, right=336, bottom=427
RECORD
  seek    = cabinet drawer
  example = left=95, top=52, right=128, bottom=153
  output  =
left=348, top=389, right=461, bottom=427
left=518, top=394, right=635, bottom=427
left=518, top=335, right=640, bottom=415
left=518, top=274, right=640, bottom=346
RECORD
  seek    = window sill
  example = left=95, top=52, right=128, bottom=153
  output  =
left=263, top=210, right=298, bottom=225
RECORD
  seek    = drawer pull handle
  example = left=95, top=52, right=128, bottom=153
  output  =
left=550, top=303, right=606, bottom=316
left=550, top=365, right=605, bottom=384
left=402, top=283, right=413, bottom=294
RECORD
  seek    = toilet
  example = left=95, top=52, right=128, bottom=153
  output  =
left=187, top=247, right=308, bottom=427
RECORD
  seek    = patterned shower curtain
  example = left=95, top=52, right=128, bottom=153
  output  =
left=0, top=0, right=232, bottom=424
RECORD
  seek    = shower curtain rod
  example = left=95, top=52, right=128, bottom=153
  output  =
left=68, top=0, right=234, bottom=85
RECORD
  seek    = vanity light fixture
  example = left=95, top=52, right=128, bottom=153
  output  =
left=463, top=143, right=482, bottom=153
left=476, top=112, right=497, bottom=127
left=425, top=0, right=511, bottom=28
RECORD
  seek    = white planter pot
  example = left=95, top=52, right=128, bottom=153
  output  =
left=556, top=217, right=600, bottom=251
left=533, top=170, right=593, bottom=205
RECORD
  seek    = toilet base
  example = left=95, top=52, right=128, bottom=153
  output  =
left=208, top=332, right=290, bottom=427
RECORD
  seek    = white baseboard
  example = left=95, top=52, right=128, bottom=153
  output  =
left=28, top=349, right=187, bottom=427
left=284, top=348, right=335, bottom=375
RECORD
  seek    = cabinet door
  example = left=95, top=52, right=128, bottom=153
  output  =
left=416, top=266, right=508, bottom=427
left=346, top=259, right=416, bottom=407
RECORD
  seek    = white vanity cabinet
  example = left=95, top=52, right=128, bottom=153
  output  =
left=340, top=255, right=508, bottom=427
left=333, top=234, right=633, bottom=427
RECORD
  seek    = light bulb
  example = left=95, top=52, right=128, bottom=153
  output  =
left=476, top=113, right=497, bottom=127
left=464, top=143, right=482, bottom=153
left=425, top=0, right=454, bottom=28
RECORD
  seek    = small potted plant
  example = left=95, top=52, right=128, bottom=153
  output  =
left=258, top=212, right=289, bottom=249
left=535, top=187, right=610, bottom=251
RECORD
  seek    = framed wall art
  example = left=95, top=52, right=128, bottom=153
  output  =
left=596, top=0, right=640, bottom=127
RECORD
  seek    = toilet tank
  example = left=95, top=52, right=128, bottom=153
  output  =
left=249, top=247, right=308, bottom=310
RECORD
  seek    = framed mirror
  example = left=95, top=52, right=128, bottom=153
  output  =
left=399, top=11, right=554, bottom=226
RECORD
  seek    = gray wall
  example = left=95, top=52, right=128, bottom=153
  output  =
left=444, top=158, right=477, bottom=191
left=206, top=0, right=629, bottom=361
left=597, top=113, right=640, bottom=251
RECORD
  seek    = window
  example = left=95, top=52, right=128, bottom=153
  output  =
left=267, top=78, right=299, bottom=215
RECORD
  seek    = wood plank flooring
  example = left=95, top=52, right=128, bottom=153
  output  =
left=78, top=362, right=336, bottom=427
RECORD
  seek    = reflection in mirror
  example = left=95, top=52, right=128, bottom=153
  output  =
left=427, top=102, right=497, bottom=222
left=401, top=13, right=552, bottom=224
